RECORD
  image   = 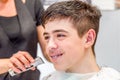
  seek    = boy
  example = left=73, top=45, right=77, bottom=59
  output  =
left=42, top=0, right=120, bottom=80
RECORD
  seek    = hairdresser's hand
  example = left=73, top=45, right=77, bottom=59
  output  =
left=8, top=51, right=35, bottom=74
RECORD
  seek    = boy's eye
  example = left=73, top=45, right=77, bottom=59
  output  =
left=57, top=34, right=66, bottom=37
left=57, top=34, right=66, bottom=40
left=44, top=36, right=49, bottom=40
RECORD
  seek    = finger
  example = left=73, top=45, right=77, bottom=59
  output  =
left=10, top=56, right=26, bottom=71
left=14, top=51, right=34, bottom=67
left=8, top=62, right=21, bottom=73
left=15, top=52, right=31, bottom=67
left=19, top=51, right=35, bottom=63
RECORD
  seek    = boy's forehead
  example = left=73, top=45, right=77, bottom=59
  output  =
left=44, top=19, right=77, bottom=36
left=44, top=20, right=74, bottom=33
left=44, top=19, right=73, bottom=29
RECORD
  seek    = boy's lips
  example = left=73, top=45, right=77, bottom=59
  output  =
left=48, top=48, right=64, bottom=62
left=50, top=53, right=63, bottom=59
left=49, top=50, right=64, bottom=62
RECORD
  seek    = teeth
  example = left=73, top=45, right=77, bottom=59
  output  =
left=52, top=55, right=57, bottom=59
left=51, top=54, right=62, bottom=59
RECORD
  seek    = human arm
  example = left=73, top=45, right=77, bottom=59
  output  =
left=0, top=59, right=10, bottom=74
left=35, top=0, right=48, bottom=59
left=37, top=25, right=47, bottom=58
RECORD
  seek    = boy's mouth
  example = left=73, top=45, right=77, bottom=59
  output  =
left=51, top=53, right=63, bottom=59
left=49, top=49, right=64, bottom=62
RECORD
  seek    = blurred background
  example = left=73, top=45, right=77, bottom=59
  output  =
left=38, top=0, right=120, bottom=79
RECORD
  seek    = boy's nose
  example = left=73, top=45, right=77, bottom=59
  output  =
left=47, top=38, right=58, bottom=52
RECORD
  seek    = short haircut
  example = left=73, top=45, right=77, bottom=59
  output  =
left=42, top=0, right=101, bottom=56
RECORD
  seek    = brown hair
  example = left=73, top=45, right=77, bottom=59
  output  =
left=42, top=0, right=101, bottom=56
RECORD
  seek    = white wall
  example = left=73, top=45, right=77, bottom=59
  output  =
left=92, top=0, right=115, bottom=10
left=95, top=9, right=120, bottom=71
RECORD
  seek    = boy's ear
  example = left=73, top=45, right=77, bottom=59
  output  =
left=84, top=29, right=96, bottom=47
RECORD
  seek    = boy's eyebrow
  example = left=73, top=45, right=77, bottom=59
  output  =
left=53, top=29, right=68, bottom=33
left=43, top=29, right=68, bottom=36
left=43, top=32, right=48, bottom=36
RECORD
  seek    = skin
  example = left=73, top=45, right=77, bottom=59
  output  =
left=44, top=19, right=100, bottom=73
left=0, top=0, right=8, bottom=3
left=116, top=0, right=120, bottom=8
left=0, top=0, right=46, bottom=74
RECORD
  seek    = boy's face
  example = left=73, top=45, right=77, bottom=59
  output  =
left=43, top=19, right=87, bottom=72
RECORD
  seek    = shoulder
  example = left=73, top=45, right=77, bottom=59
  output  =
left=90, top=67, right=120, bottom=80
left=102, top=67, right=120, bottom=73
left=25, top=0, right=43, bottom=10
left=100, top=67, right=120, bottom=77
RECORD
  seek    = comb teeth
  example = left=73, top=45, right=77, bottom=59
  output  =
left=31, top=57, right=44, bottom=67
